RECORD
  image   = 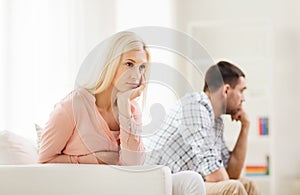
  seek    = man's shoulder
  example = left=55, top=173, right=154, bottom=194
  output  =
left=178, top=92, right=214, bottom=120
left=180, top=92, right=211, bottom=107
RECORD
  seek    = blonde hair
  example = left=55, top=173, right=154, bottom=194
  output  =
left=76, top=31, right=150, bottom=94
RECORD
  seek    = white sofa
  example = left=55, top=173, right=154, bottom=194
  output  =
left=0, top=131, right=172, bottom=195
left=0, top=164, right=172, bottom=195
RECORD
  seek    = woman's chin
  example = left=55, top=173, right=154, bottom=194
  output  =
left=117, top=87, right=130, bottom=93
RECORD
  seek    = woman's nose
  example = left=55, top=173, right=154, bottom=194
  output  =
left=130, top=66, right=141, bottom=79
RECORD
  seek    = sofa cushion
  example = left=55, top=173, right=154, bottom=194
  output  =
left=0, top=130, right=38, bottom=164
left=0, top=164, right=172, bottom=195
left=35, top=123, right=44, bottom=149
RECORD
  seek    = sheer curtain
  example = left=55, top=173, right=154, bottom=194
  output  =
left=0, top=0, right=115, bottom=141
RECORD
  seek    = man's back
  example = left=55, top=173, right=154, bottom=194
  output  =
left=144, top=92, right=230, bottom=178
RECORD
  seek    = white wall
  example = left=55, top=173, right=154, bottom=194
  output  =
left=272, top=1, right=300, bottom=194
left=173, top=0, right=300, bottom=194
left=116, top=0, right=177, bottom=126
left=116, top=0, right=174, bottom=31
left=173, top=0, right=271, bottom=32
left=0, top=0, right=9, bottom=129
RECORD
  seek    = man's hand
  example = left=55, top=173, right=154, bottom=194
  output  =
left=231, top=107, right=250, bottom=129
left=205, top=167, right=229, bottom=182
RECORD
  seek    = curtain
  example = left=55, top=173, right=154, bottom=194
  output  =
left=0, top=0, right=115, bottom=141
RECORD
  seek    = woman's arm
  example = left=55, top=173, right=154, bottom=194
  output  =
left=39, top=102, right=98, bottom=164
left=117, top=99, right=145, bottom=165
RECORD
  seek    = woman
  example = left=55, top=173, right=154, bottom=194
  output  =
left=39, top=31, right=148, bottom=165
left=39, top=31, right=205, bottom=195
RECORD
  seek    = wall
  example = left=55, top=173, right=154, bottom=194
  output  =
left=272, top=1, right=300, bottom=194
left=173, top=0, right=300, bottom=194
left=0, top=0, right=9, bottom=129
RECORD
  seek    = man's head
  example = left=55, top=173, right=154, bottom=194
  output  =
left=204, top=61, right=247, bottom=116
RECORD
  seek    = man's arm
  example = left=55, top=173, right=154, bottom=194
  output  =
left=205, top=108, right=250, bottom=182
left=226, top=108, right=250, bottom=179
left=205, top=167, right=229, bottom=182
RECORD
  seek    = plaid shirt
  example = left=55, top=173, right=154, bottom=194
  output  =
left=144, top=92, right=230, bottom=178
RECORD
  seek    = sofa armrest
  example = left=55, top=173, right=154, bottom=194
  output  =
left=0, top=164, right=172, bottom=195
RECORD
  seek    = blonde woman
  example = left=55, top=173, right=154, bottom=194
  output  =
left=38, top=31, right=205, bottom=195
left=39, top=31, right=148, bottom=165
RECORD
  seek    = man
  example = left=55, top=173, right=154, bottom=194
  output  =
left=145, top=61, right=260, bottom=194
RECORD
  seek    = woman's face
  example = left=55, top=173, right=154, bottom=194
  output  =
left=113, top=49, right=148, bottom=92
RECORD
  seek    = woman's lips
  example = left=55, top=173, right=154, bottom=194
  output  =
left=127, top=82, right=139, bottom=88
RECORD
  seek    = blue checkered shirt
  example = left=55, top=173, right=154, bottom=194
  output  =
left=144, top=92, right=230, bottom=178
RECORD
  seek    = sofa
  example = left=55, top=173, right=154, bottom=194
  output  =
left=0, top=130, right=172, bottom=195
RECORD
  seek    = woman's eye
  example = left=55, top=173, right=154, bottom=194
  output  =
left=126, top=62, right=134, bottom=67
left=139, top=64, right=146, bottom=70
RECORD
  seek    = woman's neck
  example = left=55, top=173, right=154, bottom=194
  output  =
left=95, top=86, right=117, bottom=112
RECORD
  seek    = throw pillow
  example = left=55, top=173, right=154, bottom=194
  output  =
left=0, top=130, right=38, bottom=164
left=35, top=123, right=44, bottom=149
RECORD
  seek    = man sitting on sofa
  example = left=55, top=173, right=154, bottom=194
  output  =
left=145, top=61, right=260, bottom=195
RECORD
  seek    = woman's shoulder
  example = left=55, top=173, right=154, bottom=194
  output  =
left=55, top=88, right=95, bottom=110
left=60, top=88, right=94, bottom=102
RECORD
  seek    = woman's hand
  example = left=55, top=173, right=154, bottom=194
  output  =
left=117, top=74, right=145, bottom=116
left=118, top=73, right=146, bottom=101
left=94, top=151, right=119, bottom=165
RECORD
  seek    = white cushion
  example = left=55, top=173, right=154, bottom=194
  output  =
left=0, top=130, right=38, bottom=164
left=0, top=164, right=172, bottom=195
